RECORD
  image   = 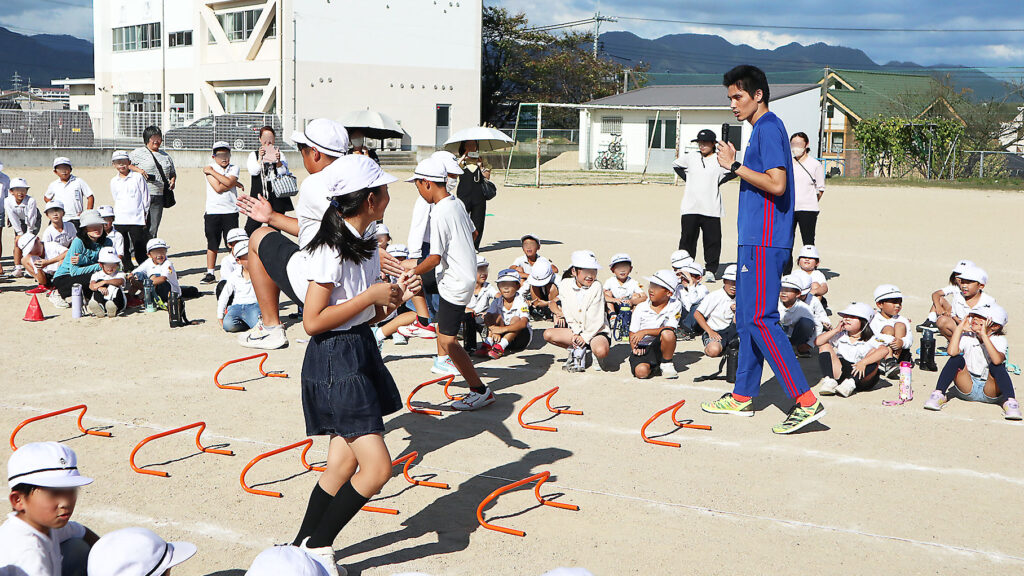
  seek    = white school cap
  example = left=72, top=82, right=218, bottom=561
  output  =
left=7, top=441, right=93, bottom=489
left=98, top=246, right=121, bottom=264
left=111, top=150, right=130, bottom=162
left=97, top=205, right=115, bottom=219
left=212, top=140, right=231, bottom=152
left=529, top=257, right=554, bottom=286
left=681, top=261, right=705, bottom=277
left=376, top=223, right=390, bottom=236
left=970, top=302, right=1008, bottom=326
left=609, top=253, right=631, bottom=266
left=780, top=274, right=803, bottom=292
left=16, top=233, right=38, bottom=252
left=798, top=245, right=820, bottom=260
left=952, top=259, right=975, bottom=275
left=9, top=177, right=29, bottom=189
left=290, top=118, right=350, bottom=157
left=78, top=209, right=104, bottom=228
left=44, top=200, right=65, bottom=213
left=325, top=154, right=398, bottom=198
left=146, top=238, right=169, bottom=252
left=246, top=545, right=330, bottom=576
left=226, top=227, right=248, bottom=244
left=496, top=268, right=522, bottom=284
left=839, top=302, right=875, bottom=323
left=232, top=240, right=250, bottom=259
left=873, top=284, right=903, bottom=302
left=570, top=250, right=600, bottom=270
left=958, top=265, right=987, bottom=284
left=670, top=249, right=693, bottom=269
left=52, top=156, right=72, bottom=168
left=476, top=254, right=489, bottom=267
left=88, top=527, right=197, bottom=576
left=721, top=264, right=737, bottom=281
left=406, top=157, right=447, bottom=183
left=430, top=150, right=464, bottom=175
left=646, top=269, right=679, bottom=292
left=521, top=233, right=540, bottom=244
left=387, top=243, right=409, bottom=258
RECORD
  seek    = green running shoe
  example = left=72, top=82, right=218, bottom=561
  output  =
left=772, top=401, right=826, bottom=434
left=700, top=393, right=754, bottom=417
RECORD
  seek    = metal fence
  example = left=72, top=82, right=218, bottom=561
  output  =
left=498, top=128, right=579, bottom=144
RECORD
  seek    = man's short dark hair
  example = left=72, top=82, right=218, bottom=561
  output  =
left=723, top=65, right=770, bottom=104
left=142, top=125, right=162, bottom=145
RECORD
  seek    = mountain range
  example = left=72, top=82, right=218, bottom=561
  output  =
left=0, top=27, right=93, bottom=90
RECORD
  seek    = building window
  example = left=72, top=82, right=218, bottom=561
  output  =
left=169, top=93, right=194, bottom=126
left=78, top=104, right=89, bottom=112
left=168, top=31, right=193, bottom=47
left=601, top=116, right=622, bottom=134
left=114, top=93, right=162, bottom=139
left=646, top=118, right=678, bottom=149
left=217, top=8, right=276, bottom=42
left=826, top=104, right=834, bottom=119
left=830, top=132, right=844, bottom=154
left=112, top=22, right=161, bottom=52
left=218, top=90, right=263, bottom=113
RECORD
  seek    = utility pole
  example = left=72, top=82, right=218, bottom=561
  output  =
left=818, top=66, right=829, bottom=158
left=592, top=12, right=617, bottom=59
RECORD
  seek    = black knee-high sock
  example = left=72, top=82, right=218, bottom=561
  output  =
left=305, top=481, right=370, bottom=548
left=817, top=352, right=834, bottom=379
left=990, top=363, right=1016, bottom=399
left=935, top=355, right=966, bottom=393
left=292, top=483, right=333, bottom=546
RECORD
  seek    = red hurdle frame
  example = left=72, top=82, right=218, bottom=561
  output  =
left=129, top=422, right=234, bottom=477
left=517, top=387, right=583, bottom=432
left=405, top=375, right=460, bottom=415
left=9, top=404, right=112, bottom=451
left=477, top=471, right=579, bottom=537
left=640, top=399, right=711, bottom=448
left=214, top=352, right=288, bottom=391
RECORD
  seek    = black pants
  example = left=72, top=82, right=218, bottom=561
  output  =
left=784, top=211, right=819, bottom=274
left=819, top=353, right=879, bottom=391
left=119, top=224, right=149, bottom=271
left=91, top=289, right=127, bottom=312
left=679, top=214, right=722, bottom=275
left=53, top=273, right=94, bottom=300
left=462, top=197, right=486, bottom=250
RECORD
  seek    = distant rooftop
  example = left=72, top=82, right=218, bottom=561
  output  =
left=586, top=84, right=819, bottom=108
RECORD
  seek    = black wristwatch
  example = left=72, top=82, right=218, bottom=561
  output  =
left=730, top=161, right=742, bottom=173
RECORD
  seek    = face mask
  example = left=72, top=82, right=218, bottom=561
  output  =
left=446, top=177, right=458, bottom=193
left=791, top=147, right=804, bottom=158
left=351, top=137, right=364, bottom=148
left=467, top=151, right=480, bottom=159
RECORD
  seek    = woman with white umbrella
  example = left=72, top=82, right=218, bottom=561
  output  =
left=444, top=127, right=511, bottom=250
left=341, top=110, right=406, bottom=166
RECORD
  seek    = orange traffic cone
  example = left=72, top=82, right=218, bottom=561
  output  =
left=23, top=294, right=45, bottom=322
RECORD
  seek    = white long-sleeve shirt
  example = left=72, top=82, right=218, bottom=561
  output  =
left=110, top=171, right=151, bottom=226
left=4, top=195, right=40, bottom=235
left=217, top=268, right=258, bottom=319
left=407, top=196, right=432, bottom=258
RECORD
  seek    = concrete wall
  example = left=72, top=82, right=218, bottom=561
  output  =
left=0, top=148, right=224, bottom=169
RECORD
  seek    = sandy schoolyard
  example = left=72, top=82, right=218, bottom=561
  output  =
left=1, top=163, right=1022, bottom=575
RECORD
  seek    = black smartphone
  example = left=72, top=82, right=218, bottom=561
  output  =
left=147, top=174, right=157, bottom=182
left=721, top=123, right=731, bottom=146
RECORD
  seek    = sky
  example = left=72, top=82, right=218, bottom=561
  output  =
left=1, top=0, right=1022, bottom=71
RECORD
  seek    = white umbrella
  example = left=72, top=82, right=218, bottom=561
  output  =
left=339, top=109, right=405, bottom=140
left=443, top=126, right=514, bottom=153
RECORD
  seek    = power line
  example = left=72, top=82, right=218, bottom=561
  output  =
left=614, top=16, right=1024, bottom=33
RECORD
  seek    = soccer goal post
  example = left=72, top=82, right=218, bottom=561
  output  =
left=500, top=102, right=685, bottom=187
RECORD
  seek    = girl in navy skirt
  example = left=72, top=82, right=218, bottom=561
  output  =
left=291, top=155, right=417, bottom=575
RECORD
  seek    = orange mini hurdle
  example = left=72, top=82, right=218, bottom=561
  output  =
left=405, top=375, right=460, bottom=416
left=214, top=353, right=288, bottom=391
left=129, top=422, right=234, bottom=477
left=477, top=471, right=579, bottom=537
left=640, top=399, right=711, bottom=448
left=517, top=387, right=583, bottom=432
left=9, top=404, right=112, bottom=451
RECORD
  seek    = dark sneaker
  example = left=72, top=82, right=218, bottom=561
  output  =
left=916, top=319, right=938, bottom=333
left=200, top=273, right=217, bottom=284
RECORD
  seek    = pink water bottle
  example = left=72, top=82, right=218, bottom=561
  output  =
left=898, top=361, right=914, bottom=401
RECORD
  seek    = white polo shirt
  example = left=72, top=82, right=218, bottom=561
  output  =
left=295, top=168, right=334, bottom=250
left=4, top=196, right=39, bottom=234
left=959, top=333, right=1008, bottom=379
left=0, top=512, right=86, bottom=576
left=604, top=276, right=643, bottom=300
left=675, top=283, right=708, bottom=311
left=107, top=227, right=125, bottom=257
left=696, top=288, right=735, bottom=331
left=407, top=196, right=432, bottom=258
left=796, top=268, right=827, bottom=288
left=110, top=172, right=150, bottom=226
left=779, top=300, right=821, bottom=343
left=828, top=331, right=894, bottom=364
left=951, top=292, right=996, bottom=321
left=41, top=221, right=77, bottom=248
left=136, top=258, right=180, bottom=295
left=430, top=195, right=477, bottom=306
left=468, top=282, right=499, bottom=315
left=205, top=162, right=240, bottom=215
left=629, top=297, right=683, bottom=332
left=305, top=223, right=381, bottom=331
left=487, top=293, right=531, bottom=327
left=29, top=241, right=67, bottom=274
left=43, top=175, right=93, bottom=220
left=672, top=150, right=728, bottom=218
left=869, top=313, right=913, bottom=350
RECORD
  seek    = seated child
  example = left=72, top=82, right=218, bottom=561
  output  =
left=675, top=260, right=709, bottom=338
left=40, top=201, right=77, bottom=248
left=526, top=256, right=560, bottom=322
left=603, top=253, right=646, bottom=322
left=512, top=234, right=558, bottom=295
left=543, top=250, right=612, bottom=372
left=477, top=268, right=532, bottom=359
left=870, top=284, right=913, bottom=378
left=4, top=177, right=41, bottom=278
left=467, top=255, right=498, bottom=325
left=935, top=265, right=995, bottom=341
left=816, top=302, right=893, bottom=397
left=372, top=243, right=419, bottom=347
left=628, top=269, right=682, bottom=379
left=218, top=241, right=260, bottom=332
left=779, top=274, right=821, bottom=356
left=694, top=264, right=738, bottom=358
left=134, top=238, right=189, bottom=305
left=799, top=275, right=831, bottom=331
left=0, top=442, right=99, bottom=575
left=96, top=205, right=124, bottom=260
left=87, top=527, right=196, bottom=576
left=87, top=247, right=127, bottom=318
left=669, top=249, right=693, bottom=271
left=217, top=227, right=249, bottom=299
left=795, top=245, right=828, bottom=307
left=376, top=222, right=391, bottom=249
left=18, top=233, right=67, bottom=293
left=924, top=303, right=1020, bottom=420
left=918, top=259, right=971, bottom=332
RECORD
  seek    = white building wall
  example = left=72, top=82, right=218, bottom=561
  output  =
left=770, top=88, right=821, bottom=157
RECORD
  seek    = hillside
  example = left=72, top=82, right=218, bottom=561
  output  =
left=0, top=27, right=93, bottom=89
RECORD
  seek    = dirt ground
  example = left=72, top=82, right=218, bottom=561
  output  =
left=1, top=164, right=1022, bottom=575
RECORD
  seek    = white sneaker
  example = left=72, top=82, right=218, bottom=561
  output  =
left=87, top=298, right=105, bottom=317
left=103, top=300, right=118, bottom=317
left=703, top=270, right=717, bottom=283
left=238, top=319, right=288, bottom=349
left=818, top=377, right=839, bottom=395
left=430, top=356, right=461, bottom=376
left=661, top=362, right=678, bottom=379
left=299, top=538, right=346, bottom=576
left=397, top=321, right=437, bottom=340
left=392, top=332, right=408, bottom=345
left=451, top=387, right=495, bottom=411
left=836, top=378, right=857, bottom=398
left=11, top=266, right=26, bottom=278
left=371, top=326, right=385, bottom=353
left=48, top=291, right=70, bottom=309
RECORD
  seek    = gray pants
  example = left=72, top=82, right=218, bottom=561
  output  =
left=148, top=194, right=165, bottom=238
left=61, top=537, right=90, bottom=576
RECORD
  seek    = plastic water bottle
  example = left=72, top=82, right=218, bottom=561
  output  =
left=898, top=361, right=914, bottom=401
left=71, top=283, right=83, bottom=319
left=143, top=276, right=156, bottom=312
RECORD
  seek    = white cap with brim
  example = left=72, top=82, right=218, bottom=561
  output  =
left=958, top=265, right=987, bottom=284
left=496, top=268, right=521, bottom=284
left=839, top=302, right=875, bottom=323
left=387, top=243, right=409, bottom=258
left=16, top=233, right=38, bottom=253
left=212, top=141, right=231, bottom=152
left=7, top=441, right=93, bottom=489
left=670, top=249, right=693, bottom=269
left=721, top=264, right=738, bottom=282
left=873, top=284, right=903, bottom=302
left=245, top=545, right=330, bottom=576
left=87, top=527, right=197, bottom=576
left=10, top=177, right=29, bottom=189
left=681, top=261, right=705, bottom=277
left=406, top=157, right=447, bottom=183
left=325, top=154, right=398, bottom=198
left=952, top=259, right=975, bottom=275
left=970, top=302, right=1008, bottom=326
left=226, top=228, right=248, bottom=244
left=476, top=254, right=488, bottom=267
left=78, top=209, right=104, bottom=228
left=52, top=156, right=72, bottom=169
left=798, top=245, right=820, bottom=260
left=609, top=253, right=631, bottom=266
left=780, top=274, right=803, bottom=292
left=521, top=234, right=540, bottom=244
left=430, top=150, right=464, bottom=175
left=98, top=247, right=121, bottom=264
left=111, top=150, right=130, bottom=162
left=44, top=200, right=65, bottom=213
left=147, top=238, right=169, bottom=252
left=570, top=250, right=599, bottom=270
left=290, top=118, right=350, bottom=157
left=97, top=205, right=115, bottom=219
left=529, top=257, right=554, bottom=286
left=376, top=223, right=390, bottom=236
left=232, top=240, right=250, bottom=259
left=647, top=269, right=679, bottom=292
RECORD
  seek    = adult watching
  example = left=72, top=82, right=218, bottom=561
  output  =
left=244, top=126, right=294, bottom=236
left=129, top=126, right=176, bottom=238
left=785, top=132, right=826, bottom=273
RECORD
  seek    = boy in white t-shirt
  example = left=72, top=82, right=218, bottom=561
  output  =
left=4, top=178, right=40, bottom=278
left=477, top=268, right=532, bottom=360
left=216, top=227, right=249, bottom=302
left=779, top=274, right=821, bottom=357
left=218, top=241, right=260, bottom=332
left=0, top=442, right=99, bottom=576
left=409, top=157, right=493, bottom=410
left=870, top=284, right=914, bottom=378
left=87, top=247, right=127, bottom=318
left=629, top=269, right=683, bottom=379
left=109, top=151, right=150, bottom=271
left=96, top=205, right=124, bottom=259
left=43, top=157, right=94, bottom=226
left=511, top=233, right=558, bottom=290
left=795, top=245, right=828, bottom=308
left=40, top=201, right=77, bottom=248
left=18, top=233, right=67, bottom=293
left=134, top=238, right=181, bottom=304
left=694, top=264, right=739, bottom=358
left=466, top=255, right=498, bottom=328
left=202, top=141, right=243, bottom=284
left=603, top=253, right=646, bottom=322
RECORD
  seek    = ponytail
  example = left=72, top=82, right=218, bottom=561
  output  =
left=305, top=186, right=382, bottom=264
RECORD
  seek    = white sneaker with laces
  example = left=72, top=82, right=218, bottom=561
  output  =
left=238, top=319, right=288, bottom=349
left=397, top=322, right=437, bottom=340
left=661, top=362, right=678, bottom=379
left=451, top=387, right=495, bottom=411
left=836, top=378, right=857, bottom=397
left=103, top=300, right=118, bottom=317
left=392, top=332, right=408, bottom=345
left=299, top=538, right=346, bottom=576
left=87, top=298, right=105, bottom=317
left=818, top=377, right=839, bottom=395
left=49, top=291, right=70, bottom=309
left=430, top=356, right=461, bottom=376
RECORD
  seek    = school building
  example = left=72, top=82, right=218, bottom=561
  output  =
left=54, top=0, right=482, bottom=150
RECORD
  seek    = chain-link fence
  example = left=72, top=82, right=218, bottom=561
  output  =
left=949, top=150, right=1024, bottom=179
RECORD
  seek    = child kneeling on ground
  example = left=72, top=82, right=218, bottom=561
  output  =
left=476, top=268, right=532, bottom=360
left=694, top=264, right=738, bottom=358
left=18, top=233, right=67, bottom=294
left=924, top=303, right=1020, bottom=420
left=87, top=247, right=127, bottom=318
left=218, top=240, right=260, bottom=332
left=628, top=269, right=683, bottom=379
left=816, top=302, right=893, bottom=397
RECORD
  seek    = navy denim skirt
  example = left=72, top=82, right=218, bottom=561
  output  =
left=301, top=323, right=403, bottom=438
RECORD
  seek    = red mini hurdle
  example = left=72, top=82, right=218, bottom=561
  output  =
left=477, top=471, right=579, bottom=537
left=129, top=422, right=234, bottom=477
left=214, top=353, right=288, bottom=391
left=640, top=399, right=711, bottom=448
left=9, top=404, right=112, bottom=451
left=517, top=387, right=583, bottom=432
left=405, top=375, right=461, bottom=416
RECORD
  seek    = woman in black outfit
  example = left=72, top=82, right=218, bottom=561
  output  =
left=456, top=140, right=492, bottom=249
left=244, top=126, right=294, bottom=236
